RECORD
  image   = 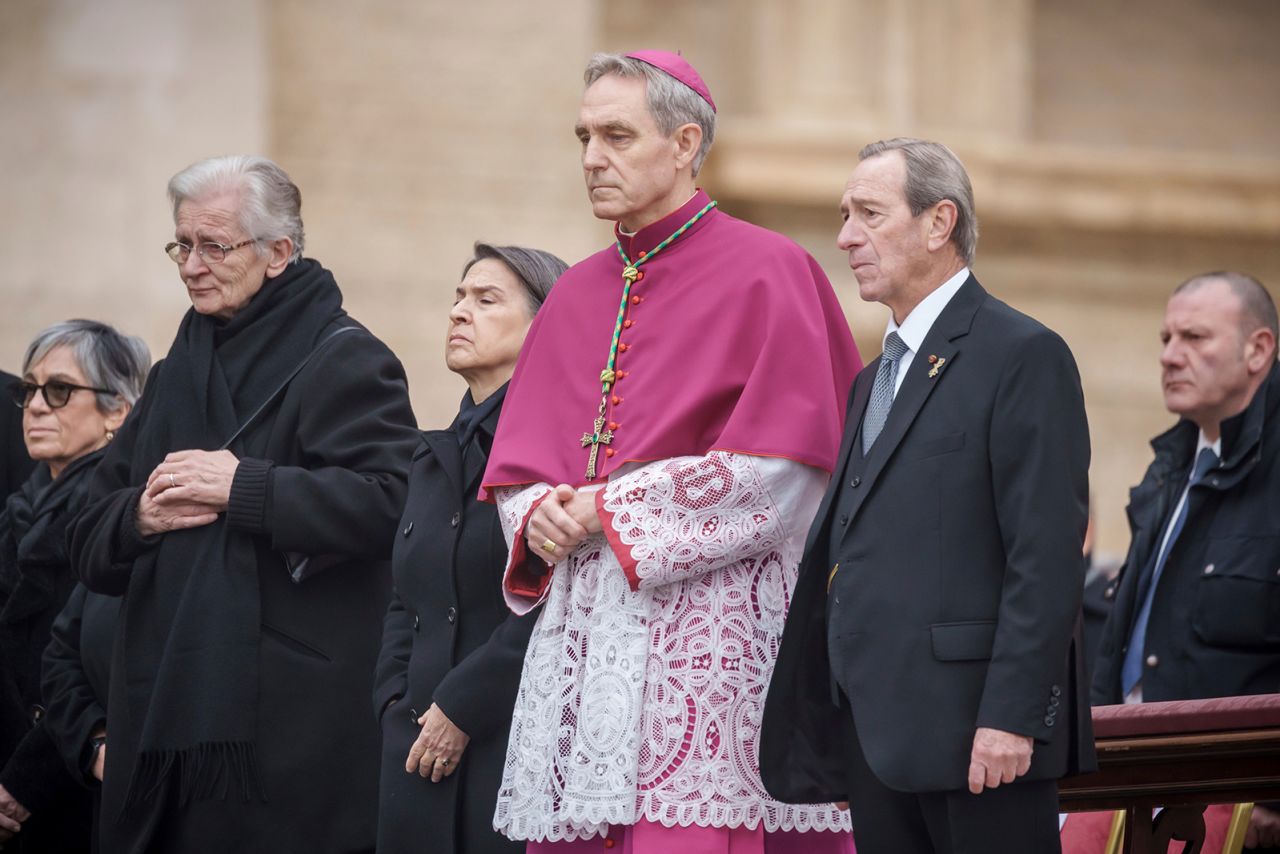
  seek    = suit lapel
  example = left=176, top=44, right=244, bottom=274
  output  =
left=422, top=430, right=463, bottom=496
left=839, top=275, right=987, bottom=532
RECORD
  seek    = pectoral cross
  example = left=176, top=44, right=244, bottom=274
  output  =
left=581, top=413, right=614, bottom=480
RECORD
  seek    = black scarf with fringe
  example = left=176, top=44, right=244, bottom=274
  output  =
left=112, top=259, right=344, bottom=811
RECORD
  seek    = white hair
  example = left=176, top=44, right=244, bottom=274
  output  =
left=167, top=155, right=305, bottom=263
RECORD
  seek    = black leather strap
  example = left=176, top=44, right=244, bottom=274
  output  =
left=220, top=325, right=359, bottom=451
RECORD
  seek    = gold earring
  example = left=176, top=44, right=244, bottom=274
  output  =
left=105, top=429, right=115, bottom=442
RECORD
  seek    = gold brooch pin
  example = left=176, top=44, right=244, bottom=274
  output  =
left=927, top=355, right=946, bottom=378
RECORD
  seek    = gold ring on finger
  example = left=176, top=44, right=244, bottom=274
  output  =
left=540, top=539, right=557, bottom=554
left=168, top=473, right=177, bottom=488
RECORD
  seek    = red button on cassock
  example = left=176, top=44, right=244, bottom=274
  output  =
left=618, top=342, right=629, bottom=352
left=623, top=320, right=634, bottom=329
left=608, top=422, right=619, bottom=430
left=605, top=448, right=616, bottom=457
left=631, top=295, right=642, bottom=305
left=604, top=840, right=616, bottom=850
left=611, top=396, right=622, bottom=406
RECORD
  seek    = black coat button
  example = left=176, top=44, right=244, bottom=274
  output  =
left=850, top=477, right=862, bottom=488
left=402, top=522, right=414, bottom=537
left=446, top=606, right=457, bottom=624
left=450, top=512, right=460, bottom=528
left=1044, top=715, right=1055, bottom=727
left=409, top=707, right=419, bottom=722
left=1050, top=685, right=1061, bottom=698
left=30, top=704, right=45, bottom=724
left=412, top=614, right=420, bottom=632
left=838, top=515, right=849, bottom=526
left=1049, top=696, right=1060, bottom=708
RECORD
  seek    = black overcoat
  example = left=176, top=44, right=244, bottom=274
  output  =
left=760, top=277, right=1096, bottom=802
left=0, top=583, right=120, bottom=854
left=373, top=400, right=535, bottom=854
left=70, top=316, right=419, bottom=854
left=42, top=582, right=118, bottom=789
left=0, top=455, right=105, bottom=854
left=0, top=456, right=98, bottom=763
left=1092, top=362, right=1280, bottom=703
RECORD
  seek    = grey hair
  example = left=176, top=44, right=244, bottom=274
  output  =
left=584, top=53, right=717, bottom=176
left=859, top=137, right=979, bottom=265
left=167, top=155, right=305, bottom=263
left=463, top=243, right=568, bottom=316
left=1175, top=271, right=1279, bottom=342
left=22, top=319, right=152, bottom=413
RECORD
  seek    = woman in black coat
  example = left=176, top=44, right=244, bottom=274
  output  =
left=0, top=319, right=149, bottom=852
left=373, top=242, right=566, bottom=854
left=68, top=156, right=420, bottom=854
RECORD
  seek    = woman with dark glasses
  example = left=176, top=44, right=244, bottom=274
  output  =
left=0, top=319, right=149, bottom=852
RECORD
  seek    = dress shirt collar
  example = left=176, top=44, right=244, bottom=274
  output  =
left=884, top=267, right=970, bottom=355
left=1196, top=430, right=1222, bottom=461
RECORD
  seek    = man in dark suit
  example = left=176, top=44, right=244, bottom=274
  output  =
left=1091, top=271, right=1280, bottom=850
left=761, top=137, right=1094, bottom=853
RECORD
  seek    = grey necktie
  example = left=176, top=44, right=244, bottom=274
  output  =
left=861, top=331, right=909, bottom=455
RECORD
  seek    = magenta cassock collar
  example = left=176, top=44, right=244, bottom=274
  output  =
left=481, top=190, right=861, bottom=499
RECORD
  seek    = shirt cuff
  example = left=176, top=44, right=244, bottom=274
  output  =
left=227, top=457, right=274, bottom=534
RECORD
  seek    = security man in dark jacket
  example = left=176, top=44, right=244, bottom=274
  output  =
left=1092, top=271, right=1280, bottom=850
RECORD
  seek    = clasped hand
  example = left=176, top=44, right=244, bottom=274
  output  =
left=0, top=784, right=30, bottom=841
left=524, top=484, right=603, bottom=564
left=136, top=450, right=239, bottom=537
left=405, top=704, right=470, bottom=783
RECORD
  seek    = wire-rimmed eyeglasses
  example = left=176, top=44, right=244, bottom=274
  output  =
left=164, top=238, right=258, bottom=265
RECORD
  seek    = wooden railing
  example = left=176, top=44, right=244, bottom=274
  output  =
left=1060, top=695, right=1280, bottom=854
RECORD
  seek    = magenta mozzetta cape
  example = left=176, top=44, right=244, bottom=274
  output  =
left=480, top=190, right=861, bottom=499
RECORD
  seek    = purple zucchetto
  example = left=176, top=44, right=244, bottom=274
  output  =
left=624, top=50, right=716, bottom=112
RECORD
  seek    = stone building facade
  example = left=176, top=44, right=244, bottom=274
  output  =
left=2, top=0, right=1278, bottom=554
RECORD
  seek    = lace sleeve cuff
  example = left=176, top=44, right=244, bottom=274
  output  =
left=499, top=484, right=555, bottom=614
left=596, top=487, right=641, bottom=591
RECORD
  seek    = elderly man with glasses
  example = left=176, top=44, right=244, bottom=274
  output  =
left=70, top=155, right=420, bottom=854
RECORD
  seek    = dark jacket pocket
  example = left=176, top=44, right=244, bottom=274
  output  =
left=904, top=431, right=965, bottom=462
left=931, top=620, right=996, bottom=661
left=262, top=622, right=333, bottom=662
left=1193, top=536, right=1280, bottom=648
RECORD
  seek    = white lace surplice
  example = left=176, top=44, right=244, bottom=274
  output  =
left=492, top=452, right=851, bottom=842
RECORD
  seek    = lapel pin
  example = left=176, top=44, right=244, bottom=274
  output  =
left=928, top=355, right=946, bottom=378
